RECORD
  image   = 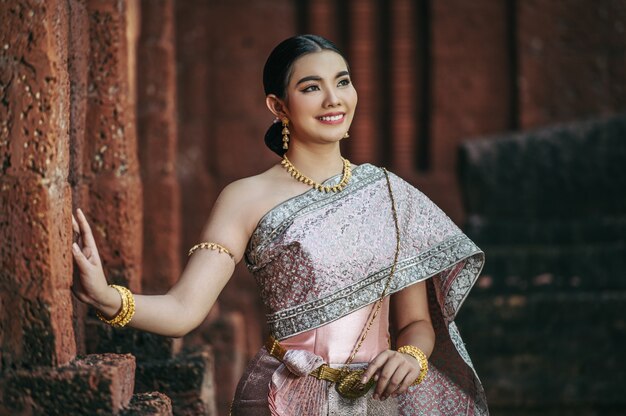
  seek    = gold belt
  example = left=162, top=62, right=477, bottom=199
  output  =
left=265, top=336, right=375, bottom=399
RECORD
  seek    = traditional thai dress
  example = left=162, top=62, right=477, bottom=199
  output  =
left=230, top=163, right=488, bottom=415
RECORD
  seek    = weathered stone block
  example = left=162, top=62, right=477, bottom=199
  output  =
left=121, top=392, right=173, bottom=416
left=0, top=354, right=135, bottom=415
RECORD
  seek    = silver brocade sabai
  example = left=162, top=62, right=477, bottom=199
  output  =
left=232, top=164, right=489, bottom=416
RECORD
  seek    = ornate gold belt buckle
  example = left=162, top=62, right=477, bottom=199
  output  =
left=335, top=369, right=375, bottom=399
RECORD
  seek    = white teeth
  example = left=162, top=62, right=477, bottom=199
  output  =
left=319, top=114, right=343, bottom=121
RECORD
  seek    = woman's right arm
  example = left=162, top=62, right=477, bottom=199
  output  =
left=71, top=180, right=254, bottom=338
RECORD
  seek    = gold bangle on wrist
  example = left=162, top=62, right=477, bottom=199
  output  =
left=397, top=345, right=429, bottom=385
left=96, top=284, right=135, bottom=328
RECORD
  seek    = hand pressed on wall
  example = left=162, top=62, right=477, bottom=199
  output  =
left=71, top=209, right=119, bottom=316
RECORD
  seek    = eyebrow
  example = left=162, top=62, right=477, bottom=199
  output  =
left=295, top=70, right=350, bottom=86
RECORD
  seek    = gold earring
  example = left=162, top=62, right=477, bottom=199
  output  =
left=282, top=119, right=290, bottom=150
left=343, top=131, right=350, bottom=138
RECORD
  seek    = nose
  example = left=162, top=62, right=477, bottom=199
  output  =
left=323, top=87, right=341, bottom=107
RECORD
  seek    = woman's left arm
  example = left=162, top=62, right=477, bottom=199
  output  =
left=362, top=280, right=435, bottom=401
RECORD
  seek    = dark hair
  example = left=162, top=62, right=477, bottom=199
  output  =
left=263, top=34, right=347, bottom=157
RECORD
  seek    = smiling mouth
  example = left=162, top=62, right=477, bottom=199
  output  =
left=317, top=114, right=345, bottom=122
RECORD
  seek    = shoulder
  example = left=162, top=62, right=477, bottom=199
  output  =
left=199, top=165, right=282, bottom=262
left=211, top=164, right=290, bottom=235
left=216, top=165, right=282, bottom=207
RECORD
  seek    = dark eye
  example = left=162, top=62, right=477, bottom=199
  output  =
left=302, top=85, right=320, bottom=93
left=338, top=78, right=351, bottom=87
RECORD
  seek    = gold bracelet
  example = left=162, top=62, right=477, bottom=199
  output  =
left=397, top=345, right=429, bottom=385
left=96, top=284, right=135, bottom=328
left=188, top=242, right=235, bottom=261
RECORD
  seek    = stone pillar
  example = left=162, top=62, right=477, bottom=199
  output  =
left=68, top=0, right=90, bottom=356
left=0, top=0, right=75, bottom=371
left=77, top=0, right=143, bottom=294
left=137, top=0, right=180, bottom=296
left=430, top=0, right=512, bottom=173
left=348, top=0, right=381, bottom=165
left=133, top=1, right=217, bottom=415
left=174, top=0, right=216, bottom=266
left=424, top=0, right=513, bottom=222
left=77, top=0, right=146, bottom=411
left=389, top=0, right=420, bottom=175
left=308, top=0, right=338, bottom=43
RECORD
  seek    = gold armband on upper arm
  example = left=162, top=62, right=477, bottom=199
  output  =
left=188, top=242, right=235, bottom=262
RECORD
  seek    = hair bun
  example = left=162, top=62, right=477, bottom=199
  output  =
left=264, top=121, right=286, bottom=157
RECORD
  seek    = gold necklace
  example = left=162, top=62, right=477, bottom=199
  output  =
left=281, top=155, right=352, bottom=193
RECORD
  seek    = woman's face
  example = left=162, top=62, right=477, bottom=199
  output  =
left=282, top=50, right=357, bottom=146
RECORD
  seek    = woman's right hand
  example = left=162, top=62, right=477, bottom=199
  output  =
left=71, top=208, right=116, bottom=310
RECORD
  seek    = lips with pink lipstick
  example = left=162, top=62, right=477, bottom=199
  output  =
left=317, top=112, right=345, bottom=125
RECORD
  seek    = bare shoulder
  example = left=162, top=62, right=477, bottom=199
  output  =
left=211, top=164, right=288, bottom=234
left=217, top=165, right=281, bottom=209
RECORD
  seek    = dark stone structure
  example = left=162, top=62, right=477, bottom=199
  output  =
left=457, top=114, right=626, bottom=415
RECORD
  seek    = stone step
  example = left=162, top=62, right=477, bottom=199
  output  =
left=134, top=345, right=217, bottom=416
left=455, top=293, right=626, bottom=407
left=121, top=392, right=173, bottom=416
left=458, top=293, right=626, bottom=353
left=0, top=353, right=135, bottom=415
left=476, top=353, right=626, bottom=408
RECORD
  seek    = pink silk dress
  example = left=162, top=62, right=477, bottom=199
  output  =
left=230, top=164, right=489, bottom=416
left=280, top=297, right=391, bottom=364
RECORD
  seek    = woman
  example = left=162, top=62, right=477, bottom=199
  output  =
left=72, top=35, right=488, bottom=415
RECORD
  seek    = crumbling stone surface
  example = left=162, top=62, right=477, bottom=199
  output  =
left=0, top=353, right=135, bottom=415
left=122, top=392, right=173, bottom=416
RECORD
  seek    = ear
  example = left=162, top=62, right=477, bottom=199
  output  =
left=266, top=94, right=289, bottom=119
